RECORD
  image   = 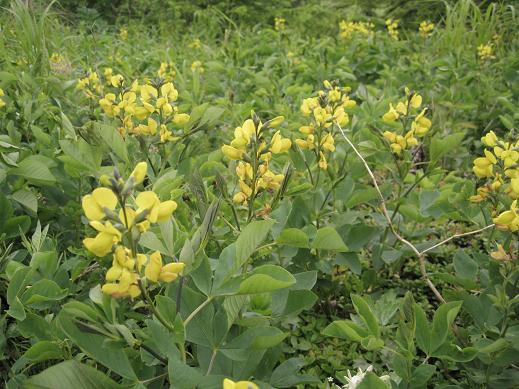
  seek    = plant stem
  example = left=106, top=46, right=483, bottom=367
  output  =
left=183, top=296, right=214, bottom=327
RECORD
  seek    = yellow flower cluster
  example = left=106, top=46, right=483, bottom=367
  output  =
left=223, top=378, right=258, bottom=389
left=419, top=21, right=435, bottom=38
left=191, top=61, right=204, bottom=74
left=97, top=74, right=190, bottom=139
left=189, top=38, right=202, bottom=49
left=49, top=52, right=64, bottom=63
left=0, top=89, right=6, bottom=108
left=386, top=19, right=399, bottom=40
left=274, top=17, right=286, bottom=31
left=76, top=69, right=104, bottom=100
left=158, top=62, right=176, bottom=81
left=82, top=162, right=183, bottom=298
left=339, top=20, right=374, bottom=40
left=119, top=27, right=128, bottom=40
left=471, top=131, right=519, bottom=208
left=296, top=80, right=356, bottom=169
left=477, top=43, right=495, bottom=61
left=221, top=114, right=290, bottom=204
left=382, top=88, right=431, bottom=155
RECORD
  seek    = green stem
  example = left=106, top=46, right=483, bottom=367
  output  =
left=183, top=296, right=214, bottom=327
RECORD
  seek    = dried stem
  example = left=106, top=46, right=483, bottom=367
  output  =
left=336, top=124, right=493, bottom=304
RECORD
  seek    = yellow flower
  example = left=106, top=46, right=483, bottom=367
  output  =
left=301, top=97, right=319, bottom=115
left=133, top=118, right=158, bottom=136
left=233, top=192, right=248, bottom=204
left=481, top=131, right=498, bottom=147
left=160, top=82, right=178, bottom=102
left=296, top=134, right=315, bottom=150
left=257, top=170, right=284, bottom=190
left=411, top=109, right=432, bottom=137
left=83, top=221, right=122, bottom=257
left=135, top=191, right=177, bottom=223
left=236, top=162, right=253, bottom=181
left=223, top=378, right=259, bottom=389
left=321, top=133, right=335, bottom=152
left=130, top=162, right=147, bottom=185
left=222, top=145, right=245, bottom=160
left=141, top=84, right=158, bottom=101
left=119, top=27, right=128, bottom=41
left=383, top=131, right=396, bottom=143
left=490, top=244, right=512, bottom=262
left=419, top=21, right=434, bottom=38
left=274, top=17, right=286, bottom=31
left=191, top=61, right=204, bottom=73
left=82, top=188, right=118, bottom=221
left=299, top=125, right=314, bottom=135
left=145, top=251, right=185, bottom=283
left=270, top=131, right=292, bottom=153
left=313, top=107, right=331, bottom=127
left=110, top=74, right=124, bottom=87
left=173, top=113, right=190, bottom=125
left=382, top=103, right=399, bottom=122
left=493, top=200, right=519, bottom=231
left=333, top=106, right=349, bottom=127
left=160, top=125, right=177, bottom=143
left=318, top=152, right=328, bottom=170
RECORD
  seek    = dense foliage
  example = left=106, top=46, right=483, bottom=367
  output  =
left=1, top=0, right=518, bottom=388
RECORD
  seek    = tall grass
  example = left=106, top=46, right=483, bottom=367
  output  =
left=4, top=0, right=57, bottom=76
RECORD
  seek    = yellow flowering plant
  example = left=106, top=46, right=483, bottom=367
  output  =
left=381, top=87, right=431, bottom=158
left=419, top=21, right=435, bottom=38
left=386, top=18, right=399, bottom=40
left=221, top=112, right=290, bottom=222
left=81, top=161, right=181, bottom=298
left=296, top=80, right=356, bottom=181
left=339, top=20, right=374, bottom=40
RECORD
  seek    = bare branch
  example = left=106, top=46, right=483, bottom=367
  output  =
left=336, top=124, right=493, bottom=304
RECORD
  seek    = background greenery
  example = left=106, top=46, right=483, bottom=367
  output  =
left=0, top=0, right=518, bottom=388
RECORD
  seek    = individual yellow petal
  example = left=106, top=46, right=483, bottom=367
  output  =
left=82, top=194, right=104, bottom=221
left=145, top=251, right=162, bottom=282
left=222, top=145, right=244, bottom=160
left=106, top=265, right=123, bottom=281
left=131, top=162, right=148, bottom=185
left=157, top=200, right=178, bottom=222
left=83, top=232, right=115, bottom=257
left=92, top=188, right=118, bottom=211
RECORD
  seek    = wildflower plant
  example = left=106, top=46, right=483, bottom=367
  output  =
left=296, top=80, right=356, bottom=176
left=221, top=112, right=290, bottom=220
left=81, top=161, right=181, bottom=298
left=338, top=20, right=374, bottom=40
left=381, top=87, right=431, bottom=157
left=418, top=21, right=435, bottom=38
left=385, top=19, right=399, bottom=40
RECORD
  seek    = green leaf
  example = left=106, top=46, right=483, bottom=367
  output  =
left=430, top=301, right=463, bottom=353
left=360, top=335, right=384, bottom=350
left=94, top=123, right=129, bottom=163
left=12, top=189, right=38, bottom=213
left=430, top=133, right=465, bottom=163
left=414, top=303, right=432, bottom=355
left=311, top=227, right=348, bottom=251
left=10, top=156, right=56, bottom=186
left=276, top=228, right=309, bottom=248
left=235, top=220, right=275, bottom=265
left=357, top=372, right=390, bottom=389
left=238, top=265, right=296, bottom=294
left=270, top=358, right=320, bottom=388
left=453, top=250, right=478, bottom=280
left=410, top=364, right=436, bottom=386
left=23, top=341, right=62, bottom=363
left=57, top=312, right=137, bottom=380
left=351, top=294, right=380, bottom=337
left=24, top=360, right=123, bottom=389
left=322, top=320, right=368, bottom=342
left=4, top=215, right=31, bottom=239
